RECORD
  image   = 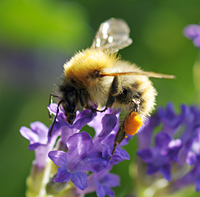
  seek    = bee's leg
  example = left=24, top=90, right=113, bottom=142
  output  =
left=111, top=125, right=126, bottom=156
left=48, top=93, right=60, bottom=120
left=80, top=89, right=100, bottom=112
left=111, top=99, right=140, bottom=157
left=80, top=76, right=120, bottom=113
left=80, top=89, right=88, bottom=108
left=110, top=115, right=129, bottom=158
left=49, top=100, right=63, bottom=137
left=132, top=98, right=140, bottom=112
left=98, top=76, right=120, bottom=112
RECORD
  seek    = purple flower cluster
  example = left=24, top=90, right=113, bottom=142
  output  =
left=20, top=104, right=130, bottom=196
left=184, top=22, right=200, bottom=49
left=137, top=103, right=200, bottom=192
left=20, top=121, right=56, bottom=168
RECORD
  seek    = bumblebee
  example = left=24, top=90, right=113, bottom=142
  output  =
left=50, top=18, right=174, bottom=155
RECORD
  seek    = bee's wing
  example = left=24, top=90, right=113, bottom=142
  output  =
left=100, top=71, right=175, bottom=79
left=91, top=18, right=132, bottom=53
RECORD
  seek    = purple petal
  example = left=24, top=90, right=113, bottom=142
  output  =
left=190, top=106, right=200, bottom=123
left=88, top=108, right=120, bottom=137
left=76, top=167, right=119, bottom=196
left=110, top=148, right=130, bottom=165
left=20, top=122, right=56, bottom=168
left=195, top=179, right=200, bottom=192
left=73, top=110, right=97, bottom=129
left=100, top=134, right=115, bottom=159
left=48, top=150, right=68, bottom=167
left=137, top=149, right=153, bottom=163
left=158, top=103, right=184, bottom=135
left=137, top=114, right=161, bottom=149
left=30, top=121, right=48, bottom=144
left=194, top=36, right=200, bottom=48
left=186, top=152, right=197, bottom=165
left=48, top=103, right=59, bottom=115
left=54, top=167, right=71, bottom=183
left=80, top=152, right=109, bottom=172
left=67, top=132, right=93, bottom=158
left=184, top=25, right=200, bottom=39
left=20, top=121, right=49, bottom=151
left=181, top=104, right=194, bottom=123
left=20, top=126, right=38, bottom=143
left=88, top=112, right=105, bottom=135
left=160, top=164, right=171, bottom=181
left=70, top=171, right=88, bottom=190
left=28, top=143, right=40, bottom=151
left=99, top=173, right=120, bottom=188
left=155, top=132, right=172, bottom=149
left=96, top=181, right=106, bottom=197
left=98, top=114, right=117, bottom=138
left=99, top=132, right=130, bottom=162
left=168, top=139, right=182, bottom=148
left=147, top=163, right=159, bottom=174
left=34, top=145, right=51, bottom=168
left=103, top=187, right=115, bottom=197
left=178, top=146, right=188, bottom=164
left=167, top=139, right=182, bottom=161
left=60, top=126, right=79, bottom=148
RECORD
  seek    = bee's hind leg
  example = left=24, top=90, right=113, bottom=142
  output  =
left=110, top=126, right=126, bottom=157
left=110, top=97, right=141, bottom=157
left=132, top=98, right=140, bottom=112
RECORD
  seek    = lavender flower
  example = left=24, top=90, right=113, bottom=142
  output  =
left=137, top=103, right=200, bottom=193
left=20, top=104, right=130, bottom=196
left=20, top=121, right=56, bottom=168
left=88, top=108, right=130, bottom=163
left=137, top=131, right=182, bottom=181
left=48, top=103, right=96, bottom=148
left=77, top=167, right=120, bottom=197
left=48, top=131, right=108, bottom=190
left=184, top=22, right=200, bottom=49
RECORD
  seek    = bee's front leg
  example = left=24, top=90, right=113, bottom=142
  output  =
left=79, top=89, right=97, bottom=112
left=48, top=93, right=61, bottom=119
left=79, top=89, right=104, bottom=113
left=98, top=76, right=121, bottom=112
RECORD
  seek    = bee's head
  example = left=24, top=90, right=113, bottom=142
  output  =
left=59, top=85, right=79, bottom=125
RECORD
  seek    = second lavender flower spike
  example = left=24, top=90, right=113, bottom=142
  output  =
left=137, top=103, right=200, bottom=194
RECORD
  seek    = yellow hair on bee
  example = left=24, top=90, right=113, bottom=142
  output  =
left=63, top=48, right=118, bottom=86
left=51, top=18, right=175, bottom=158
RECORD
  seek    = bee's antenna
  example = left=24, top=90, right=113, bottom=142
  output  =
left=48, top=100, right=63, bottom=137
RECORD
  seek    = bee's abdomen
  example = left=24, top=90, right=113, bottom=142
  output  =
left=115, top=78, right=157, bottom=118
left=116, top=87, right=142, bottom=104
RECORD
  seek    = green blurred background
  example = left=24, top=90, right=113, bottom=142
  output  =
left=0, top=0, right=200, bottom=196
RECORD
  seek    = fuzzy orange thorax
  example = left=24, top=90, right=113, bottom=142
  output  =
left=63, top=49, right=117, bottom=85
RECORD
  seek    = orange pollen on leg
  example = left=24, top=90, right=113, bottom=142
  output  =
left=124, top=111, right=143, bottom=135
